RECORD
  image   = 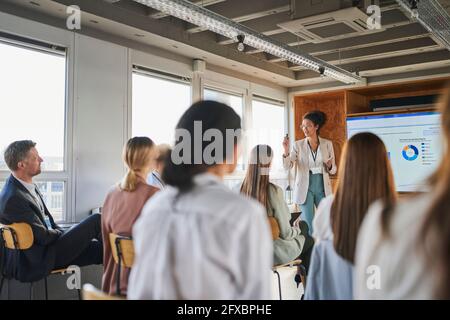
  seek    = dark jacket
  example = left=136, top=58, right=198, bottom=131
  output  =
left=0, top=175, right=62, bottom=282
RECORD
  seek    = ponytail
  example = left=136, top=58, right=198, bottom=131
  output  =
left=121, top=169, right=139, bottom=192
left=119, top=136, right=155, bottom=192
left=162, top=159, right=206, bottom=192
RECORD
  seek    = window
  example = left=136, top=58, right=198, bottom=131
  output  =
left=204, top=88, right=243, bottom=119
left=37, top=181, right=65, bottom=221
left=204, top=87, right=245, bottom=171
left=0, top=41, right=66, bottom=171
left=251, top=97, right=286, bottom=173
left=132, top=68, right=191, bottom=146
left=0, top=37, right=67, bottom=221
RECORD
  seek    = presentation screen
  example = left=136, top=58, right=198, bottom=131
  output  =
left=346, top=111, right=442, bottom=192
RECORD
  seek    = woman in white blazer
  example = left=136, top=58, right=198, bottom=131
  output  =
left=282, top=110, right=336, bottom=234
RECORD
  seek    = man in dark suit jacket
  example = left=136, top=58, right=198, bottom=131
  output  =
left=0, top=140, right=102, bottom=282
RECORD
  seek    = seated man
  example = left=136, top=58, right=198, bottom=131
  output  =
left=0, top=140, right=102, bottom=282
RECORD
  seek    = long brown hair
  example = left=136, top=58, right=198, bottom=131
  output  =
left=331, top=132, right=396, bottom=263
left=240, top=145, right=274, bottom=213
left=120, top=136, right=155, bottom=192
left=421, top=83, right=450, bottom=299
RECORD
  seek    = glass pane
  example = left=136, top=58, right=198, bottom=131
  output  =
left=204, top=88, right=244, bottom=171
left=36, top=181, right=64, bottom=222
left=0, top=42, right=66, bottom=171
left=251, top=100, right=286, bottom=172
left=132, top=73, right=191, bottom=146
left=204, top=88, right=243, bottom=119
left=0, top=180, right=64, bottom=222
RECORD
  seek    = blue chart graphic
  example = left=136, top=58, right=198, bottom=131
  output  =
left=402, top=145, right=419, bottom=161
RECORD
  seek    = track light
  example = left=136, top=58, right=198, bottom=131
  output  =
left=409, top=0, right=419, bottom=19
left=319, top=66, right=325, bottom=77
left=237, top=35, right=245, bottom=52
left=396, top=0, right=450, bottom=49
left=409, top=0, right=418, bottom=9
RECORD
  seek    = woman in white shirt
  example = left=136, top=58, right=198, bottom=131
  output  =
left=127, top=100, right=273, bottom=300
left=304, top=132, right=396, bottom=300
left=282, top=110, right=337, bottom=234
left=354, top=84, right=450, bottom=299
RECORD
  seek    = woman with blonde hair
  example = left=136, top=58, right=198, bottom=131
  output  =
left=355, top=84, right=450, bottom=299
left=101, top=136, right=159, bottom=295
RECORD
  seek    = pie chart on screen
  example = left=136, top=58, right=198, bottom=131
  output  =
left=402, top=145, right=419, bottom=161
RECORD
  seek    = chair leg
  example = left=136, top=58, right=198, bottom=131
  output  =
left=44, top=277, right=49, bottom=300
left=274, top=271, right=282, bottom=300
left=116, top=261, right=122, bottom=296
left=29, top=282, right=33, bottom=300
left=0, top=276, right=4, bottom=298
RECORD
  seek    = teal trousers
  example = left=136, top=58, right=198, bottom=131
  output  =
left=300, top=172, right=325, bottom=235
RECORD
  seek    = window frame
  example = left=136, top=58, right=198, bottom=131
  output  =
left=0, top=32, right=72, bottom=223
left=203, top=84, right=248, bottom=176
left=250, top=95, right=288, bottom=179
left=129, top=65, right=193, bottom=148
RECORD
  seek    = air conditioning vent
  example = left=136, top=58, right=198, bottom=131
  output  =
left=278, top=7, right=380, bottom=43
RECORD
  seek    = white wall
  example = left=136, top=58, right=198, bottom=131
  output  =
left=72, top=34, right=128, bottom=219
left=0, top=11, right=289, bottom=222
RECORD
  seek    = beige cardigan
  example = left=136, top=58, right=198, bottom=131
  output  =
left=282, top=137, right=337, bottom=205
left=269, top=184, right=306, bottom=265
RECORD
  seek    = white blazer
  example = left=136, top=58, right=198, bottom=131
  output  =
left=282, top=137, right=337, bottom=205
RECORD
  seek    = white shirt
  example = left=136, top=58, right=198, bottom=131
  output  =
left=312, top=195, right=334, bottom=242
left=127, top=173, right=273, bottom=300
left=354, top=194, right=437, bottom=299
left=147, top=171, right=165, bottom=190
left=307, top=142, right=323, bottom=174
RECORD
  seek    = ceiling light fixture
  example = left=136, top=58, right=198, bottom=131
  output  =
left=131, top=0, right=363, bottom=84
left=237, top=35, right=245, bottom=52
left=396, top=0, right=450, bottom=49
left=318, top=66, right=325, bottom=77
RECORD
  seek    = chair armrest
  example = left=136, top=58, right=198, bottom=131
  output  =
left=272, top=259, right=302, bottom=271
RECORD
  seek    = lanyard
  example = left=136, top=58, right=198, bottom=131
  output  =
left=307, top=141, right=319, bottom=164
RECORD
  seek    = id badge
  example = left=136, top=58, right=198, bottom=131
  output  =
left=310, top=167, right=322, bottom=174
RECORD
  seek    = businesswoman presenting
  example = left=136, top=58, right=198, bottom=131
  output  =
left=282, top=110, right=336, bottom=234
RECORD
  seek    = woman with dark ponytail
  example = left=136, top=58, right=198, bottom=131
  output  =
left=282, top=110, right=337, bottom=235
left=128, top=100, right=273, bottom=300
left=354, top=83, right=450, bottom=299
left=101, top=136, right=159, bottom=295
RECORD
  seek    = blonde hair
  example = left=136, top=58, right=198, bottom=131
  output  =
left=120, top=137, right=155, bottom=192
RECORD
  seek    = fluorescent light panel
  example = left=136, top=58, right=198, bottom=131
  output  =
left=132, top=0, right=363, bottom=84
